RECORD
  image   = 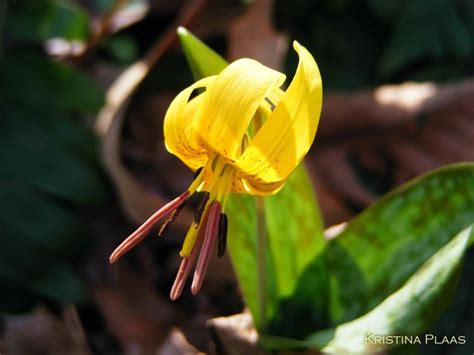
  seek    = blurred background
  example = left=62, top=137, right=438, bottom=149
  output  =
left=1, top=0, right=473, bottom=354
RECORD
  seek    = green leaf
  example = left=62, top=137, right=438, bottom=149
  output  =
left=264, top=164, right=328, bottom=336
left=178, top=27, right=325, bottom=329
left=0, top=139, right=106, bottom=206
left=0, top=53, right=104, bottom=112
left=260, top=225, right=473, bottom=352
left=102, top=35, right=139, bottom=64
left=228, top=165, right=328, bottom=333
left=0, top=106, right=99, bottom=164
left=0, top=277, right=39, bottom=313
left=326, top=163, right=474, bottom=325
left=0, top=180, right=90, bottom=261
left=0, top=10, right=107, bottom=310
left=364, top=0, right=405, bottom=22
left=265, top=165, right=325, bottom=297
left=258, top=163, right=474, bottom=348
left=225, top=194, right=263, bottom=317
left=0, top=223, right=86, bottom=304
left=7, top=0, right=89, bottom=44
left=378, top=0, right=472, bottom=78
left=46, top=0, right=90, bottom=40
left=177, top=27, right=228, bottom=78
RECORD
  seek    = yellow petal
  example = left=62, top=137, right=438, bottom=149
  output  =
left=227, top=171, right=285, bottom=195
left=235, top=41, right=322, bottom=185
left=194, top=59, right=286, bottom=162
left=163, top=76, right=216, bottom=171
left=242, top=176, right=286, bottom=195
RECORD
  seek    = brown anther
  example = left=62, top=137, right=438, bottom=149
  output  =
left=217, top=213, right=228, bottom=257
left=194, top=191, right=210, bottom=225
left=158, top=198, right=188, bottom=236
left=109, top=191, right=190, bottom=263
left=193, top=167, right=203, bottom=179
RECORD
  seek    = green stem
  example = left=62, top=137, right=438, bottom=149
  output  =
left=256, top=195, right=267, bottom=330
left=253, top=111, right=267, bottom=330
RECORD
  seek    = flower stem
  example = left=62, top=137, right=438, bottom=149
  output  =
left=253, top=111, right=267, bottom=329
left=256, top=195, right=267, bottom=330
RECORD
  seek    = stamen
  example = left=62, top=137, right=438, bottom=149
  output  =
left=158, top=198, right=188, bottom=236
left=194, top=191, right=210, bottom=225
left=179, top=223, right=199, bottom=257
left=193, top=167, right=203, bottom=179
left=191, top=200, right=221, bottom=294
left=170, top=257, right=192, bottom=301
left=188, top=161, right=209, bottom=193
left=264, top=97, right=276, bottom=111
left=217, top=213, right=228, bottom=257
left=170, top=209, right=209, bottom=300
left=109, top=191, right=190, bottom=263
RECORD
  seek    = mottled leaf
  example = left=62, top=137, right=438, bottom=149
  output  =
left=326, top=163, right=474, bottom=325
left=260, top=225, right=473, bottom=352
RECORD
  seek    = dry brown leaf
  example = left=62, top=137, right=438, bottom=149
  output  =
left=156, top=328, right=201, bottom=355
left=208, top=312, right=265, bottom=355
left=2, top=307, right=91, bottom=355
left=313, top=80, right=474, bottom=225
left=93, top=264, right=180, bottom=354
left=208, top=312, right=320, bottom=355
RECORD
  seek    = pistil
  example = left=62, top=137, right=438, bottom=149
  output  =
left=170, top=208, right=209, bottom=300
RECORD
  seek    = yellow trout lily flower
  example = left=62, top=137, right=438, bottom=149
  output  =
left=110, top=41, right=322, bottom=300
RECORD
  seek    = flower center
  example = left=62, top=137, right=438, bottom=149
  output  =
left=179, top=156, right=234, bottom=257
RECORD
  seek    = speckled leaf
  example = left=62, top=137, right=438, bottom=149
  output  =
left=263, top=164, right=327, bottom=336
left=178, top=28, right=325, bottom=329
left=326, top=163, right=474, bottom=325
left=260, top=225, right=473, bottom=352
left=260, top=163, right=474, bottom=349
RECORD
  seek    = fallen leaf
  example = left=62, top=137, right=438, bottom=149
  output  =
left=313, top=80, right=474, bottom=225
left=3, top=307, right=91, bottom=355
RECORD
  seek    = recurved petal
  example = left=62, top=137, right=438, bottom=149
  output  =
left=242, top=176, right=286, bottom=195
left=229, top=170, right=285, bottom=195
left=194, top=59, right=286, bottom=162
left=164, top=76, right=216, bottom=171
left=235, top=41, right=322, bottom=184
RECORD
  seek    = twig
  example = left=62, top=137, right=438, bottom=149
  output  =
left=95, top=0, right=207, bottom=223
left=74, top=0, right=127, bottom=62
left=143, top=0, right=206, bottom=67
